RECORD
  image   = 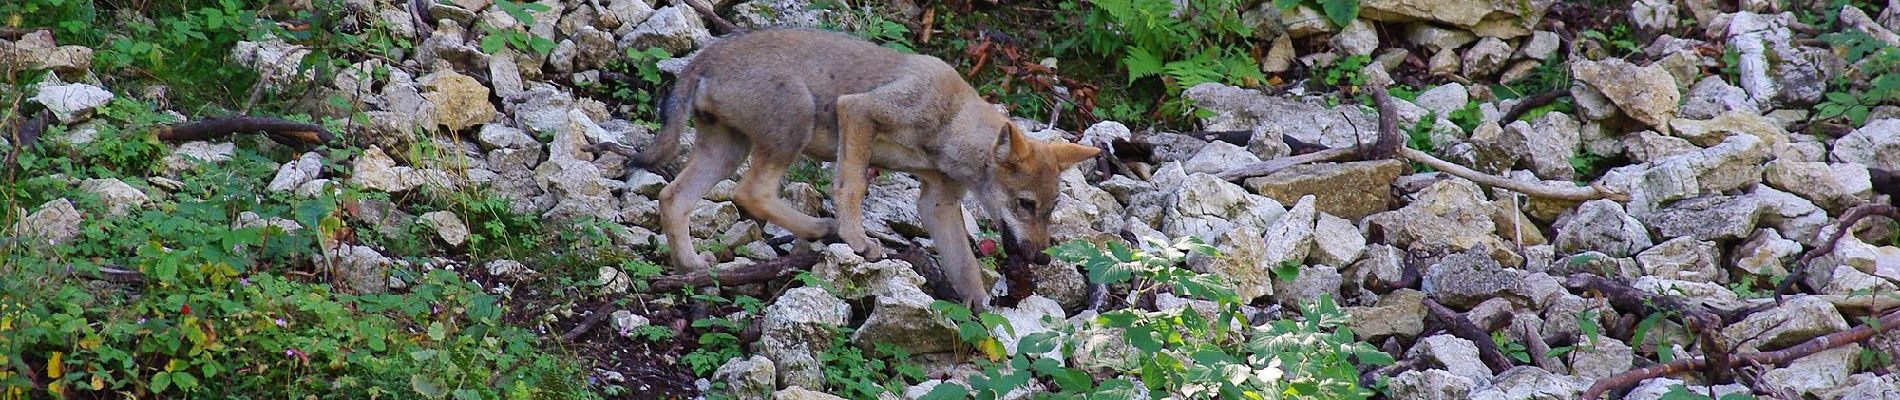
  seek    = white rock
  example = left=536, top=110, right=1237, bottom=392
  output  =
left=30, top=82, right=113, bottom=123
left=420, top=211, right=471, bottom=246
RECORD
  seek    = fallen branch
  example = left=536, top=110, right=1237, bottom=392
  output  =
left=1498, top=89, right=1570, bottom=124
left=682, top=0, right=741, bottom=35
left=1358, top=357, right=1427, bottom=389
left=1211, top=86, right=1628, bottom=202
left=560, top=303, right=618, bottom=342
left=1401, top=148, right=1629, bottom=201
left=1423, top=298, right=1514, bottom=374
left=62, top=264, right=148, bottom=284
left=1776, top=204, right=1900, bottom=302
left=1739, top=295, right=1900, bottom=314
left=1582, top=308, right=1900, bottom=400
left=645, top=251, right=823, bottom=294
left=155, top=117, right=336, bottom=148
left=895, top=244, right=964, bottom=303
left=1214, top=147, right=1357, bottom=182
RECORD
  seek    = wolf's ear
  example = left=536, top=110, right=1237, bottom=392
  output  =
left=996, top=124, right=1032, bottom=161
left=1051, top=142, right=1102, bottom=166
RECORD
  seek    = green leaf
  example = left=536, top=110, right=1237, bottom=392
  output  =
left=1019, top=332, right=1062, bottom=354
left=152, top=371, right=173, bottom=392
left=1354, top=344, right=1396, bottom=366
left=412, top=374, right=447, bottom=399
left=171, top=372, right=198, bottom=390
left=1826, top=91, right=1857, bottom=104
left=480, top=34, right=506, bottom=54
left=979, top=313, right=1014, bottom=336
left=917, top=382, right=970, bottom=400
left=1319, top=0, right=1360, bottom=28
left=427, top=321, right=447, bottom=341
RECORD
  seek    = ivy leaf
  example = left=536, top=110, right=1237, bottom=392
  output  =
left=1319, top=0, right=1360, bottom=28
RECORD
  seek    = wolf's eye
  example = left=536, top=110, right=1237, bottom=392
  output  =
left=1017, top=199, right=1037, bottom=211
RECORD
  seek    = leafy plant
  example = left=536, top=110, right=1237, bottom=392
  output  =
left=1659, top=384, right=1757, bottom=400
left=919, top=236, right=1389, bottom=399
left=479, top=0, right=558, bottom=56
left=1815, top=30, right=1900, bottom=125
left=1319, top=55, right=1371, bottom=89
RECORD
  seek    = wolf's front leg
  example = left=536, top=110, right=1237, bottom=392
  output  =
left=831, top=94, right=886, bottom=261
left=916, top=173, right=990, bottom=310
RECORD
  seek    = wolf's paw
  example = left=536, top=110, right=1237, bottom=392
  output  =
left=846, top=235, right=885, bottom=261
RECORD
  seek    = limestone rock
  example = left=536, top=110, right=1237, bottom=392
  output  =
left=1244, top=160, right=1404, bottom=220
left=1572, top=58, right=1680, bottom=129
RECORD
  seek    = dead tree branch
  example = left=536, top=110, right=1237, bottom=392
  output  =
left=644, top=251, right=824, bottom=294
left=155, top=117, right=336, bottom=148
left=1212, top=86, right=1627, bottom=202
left=1214, top=147, right=1357, bottom=181
left=682, top=0, right=741, bottom=35
left=1582, top=308, right=1900, bottom=400
left=561, top=303, right=619, bottom=342
left=1400, top=148, right=1629, bottom=201
left=1777, top=204, right=1900, bottom=302
left=1498, top=89, right=1570, bottom=124
left=1424, top=298, right=1515, bottom=374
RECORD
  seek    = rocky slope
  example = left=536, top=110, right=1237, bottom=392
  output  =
left=7, top=0, right=1900, bottom=399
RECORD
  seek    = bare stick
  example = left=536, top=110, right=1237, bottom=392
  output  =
left=560, top=303, right=619, bottom=342
left=1215, top=147, right=1357, bottom=181
left=682, top=0, right=740, bottom=34
left=1424, top=298, right=1515, bottom=374
left=155, top=117, right=337, bottom=148
left=1776, top=204, right=1900, bottom=302
left=1499, top=89, right=1570, bottom=124
left=1582, top=308, right=1900, bottom=400
left=1400, top=148, right=1629, bottom=201
left=645, top=251, right=824, bottom=294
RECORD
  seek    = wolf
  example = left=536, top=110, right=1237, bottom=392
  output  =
left=631, top=28, right=1101, bottom=308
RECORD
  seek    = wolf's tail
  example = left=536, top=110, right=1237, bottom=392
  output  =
left=630, top=72, right=699, bottom=171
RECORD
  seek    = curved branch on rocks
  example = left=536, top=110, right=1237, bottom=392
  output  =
left=682, top=0, right=741, bottom=35
left=1581, top=308, right=1900, bottom=400
left=1423, top=298, right=1515, bottom=374
left=644, top=251, right=823, bottom=294
left=154, top=117, right=336, bottom=148
left=1214, top=147, right=1358, bottom=181
left=1775, top=204, right=1900, bottom=303
left=1498, top=89, right=1571, bottom=124
left=1400, top=148, right=1629, bottom=201
left=1213, top=86, right=1626, bottom=202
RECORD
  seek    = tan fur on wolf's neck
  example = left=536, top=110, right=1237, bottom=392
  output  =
left=634, top=28, right=1099, bottom=308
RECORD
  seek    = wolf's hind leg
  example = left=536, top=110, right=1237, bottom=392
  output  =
left=659, top=123, right=749, bottom=273
left=732, top=111, right=837, bottom=242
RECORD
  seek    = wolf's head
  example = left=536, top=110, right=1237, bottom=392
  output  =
left=976, top=123, right=1101, bottom=264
